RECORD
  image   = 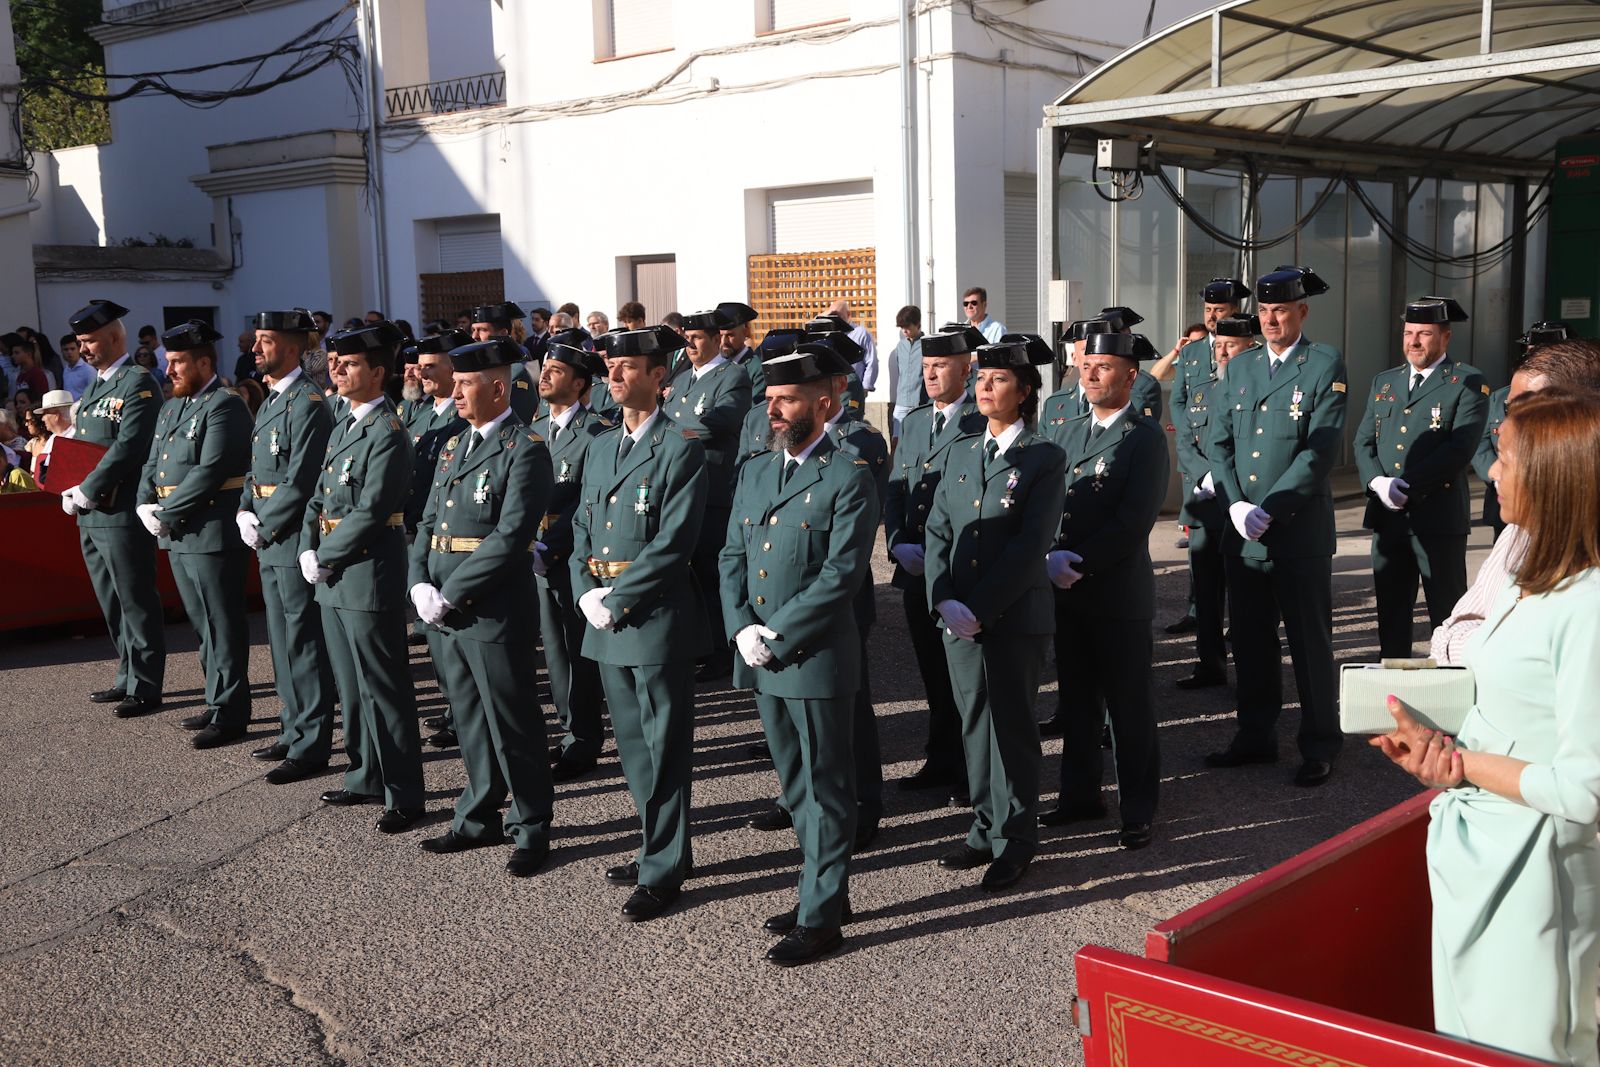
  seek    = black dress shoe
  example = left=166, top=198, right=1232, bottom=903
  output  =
left=408, top=631, right=427, bottom=646
left=745, top=741, right=772, bottom=761
left=423, top=714, right=449, bottom=731
left=1204, top=743, right=1279, bottom=768
left=937, top=844, right=991, bottom=870
left=420, top=829, right=504, bottom=853
left=947, top=787, right=971, bottom=808
left=191, top=724, right=245, bottom=749
left=252, top=741, right=290, bottom=762
left=426, top=727, right=458, bottom=749
left=506, top=843, right=549, bottom=878
left=113, top=696, right=162, bottom=719
left=747, top=804, right=792, bottom=832
left=695, top=657, right=732, bottom=683
left=550, top=754, right=597, bottom=783
left=854, top=821, right=879, bottom=850
left=764, top=900, right=853, bottom=933
left=179, top=712, right=211, bottom=731
left=620, top=884, right=680, bottom=922
left=605, top=861, right=640, bottom=886
left=766, top=925, right=843, bottom=966
left=898, top=762, right=957, bottom=790
left=1119, top=823, right=1155, bottom=850
left=265, top=758, right=327, bottom=785
left=1164, top=615, right=1199, bottom=634
left=320, top=789, right=383, bottom=807
left=1176, top=671, right=1227, bottom=690
left=89, top=688, right=125, bottom=704
left=547, top=744, right=564, bottom=763
left=1040, top=802, right=1108, bottom=827
left=1293, top=760, right=1334, bottom=788
left=1037, top=715, right=1064, bottom=737
left=981, top=854, right=1031, bottom=892
left=375, top=807, right=424, bottom=834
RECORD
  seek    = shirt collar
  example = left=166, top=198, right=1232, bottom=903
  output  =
left=784, top=431, right=828, bottom=466
left=347, top=397, right=384, bottom=423
left=932, top=390, right=968, bottom=414
left=432, top=395, right=455, bottom=415
left=985, top=418, right=1025, bottom=455
left=1092, top=402, right=1132, bottom=430
left=691, top=354, right=727, bottom=380
left=624, top=408, right=659, bottom=446
left=469, top=406, right=514, bottom=441
left=270, top=366, right=303, bottom=394
left=1267, top=335, right=1304, bottom=361
left=97, top=353, right=132, bottom=381
left=552, top=402, right=582, bottom=431
left=1409, top=353, right=1448, bottom=381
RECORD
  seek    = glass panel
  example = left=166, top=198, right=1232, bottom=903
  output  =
left=1299, top=176, right=1347, bottom=359
left=1252, top=175, right=1299, bottom=277
left=1347, top=179, right=1396, bottom=388
left=1057, top=164, right=1112, bottom=324
left=1115, top=166, right=1181, bottom=358
left=1468, top=182, right=1513, bottom=382
left=1182, top=169, right=1245, bottom=334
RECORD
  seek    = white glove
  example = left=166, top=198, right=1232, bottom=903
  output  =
left=410, top=583, right=450, bottom=625
left=734, top=624, right=779, bottom=668
left=235, top=511, right=266, bottom=549
left=890, top=542, right=925, bottom=576
left=579, top=586, right=615, bottom=630
left=299, top=549, right=332, bottom=584
left=935, top=599, right=981, bottom=641
left=1369, top=476, right=1409, bottom=510
left=135, top=503, right=169, bottom=538
left=61, top=485, right=93, bottom=515
left=1192, top=471, right=1216, bottom=500
left=530, top=541, right=549, bottom=577
left=1046, top=549, right=1084, bottom=590
left=1229, top=501, right=1272, bottom=541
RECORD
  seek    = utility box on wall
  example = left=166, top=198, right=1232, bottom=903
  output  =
left=1546, top=137, right=1600, bottom=337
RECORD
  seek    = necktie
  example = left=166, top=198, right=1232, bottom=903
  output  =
left=1268, top=358, right=1283, bottom=379
left=780, top=457, right=796, bottom=488
left=1089, top=421, right=1106, bottom=442
left=345, top=415, right=360, bottom=439
left=618, top=434, right=635, bottom=465
left=1078, top=392, right=1090, bottom=416
left=934, top=410, right=946, bottom=439
left=550, top=422, right=562, bottom=449
left=1410, top=371, right=1423, bottom=396
left=463, top=430, right=479, bottom=458
left=984, top=439, right=999, bottom=466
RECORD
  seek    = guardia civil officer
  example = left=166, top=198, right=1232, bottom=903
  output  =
left=667, top=306, right=753, bottom=682
left=1039, top=319, right=1162, bottom=441
left=883, top=325, right=987, bottom=801
left=1354, top=297, right=1489, bottom=659
left=736, top=331, right=810, bottom=467
left=238, top=310, right=337, bottom=782
left=1204, top=266, right=1348, bottom=788
left=469, top=303, right=539, bottom=421
left=531, top=340, right=613, bottom=782
left=409, top=336, right=556, bottom=877
left=1475, top=321, right=1568, bottom=536
left=719, top=341, right=880, bottom=965
left=1171, top=314, right=1257, bottom=689
left=924, top=340, right=1066, bottom=892
left=1039, top=330, right=1169, bottom=850
left=61, top=300, right=167, bottom=717
left=715, top=301, right=765, bottom=405
left=735, top=327, right=868, bottom=469
left=134, top=321, right=253, bottom=748
left=573, top=325, right=711, bottom=922
left=303, top=321, right=426, bottom=833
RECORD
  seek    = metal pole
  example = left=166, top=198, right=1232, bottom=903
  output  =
left=357, top=0, right=391, bottom=315
left=898, top=0, right=919, bottom=311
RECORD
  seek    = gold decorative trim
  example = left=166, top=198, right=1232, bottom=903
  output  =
left=1106, top=993, right=1365, bottom=1067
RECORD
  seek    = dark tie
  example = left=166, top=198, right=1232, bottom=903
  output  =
left=618, top=434, right=635, bottom=465
left=1268, top=358, right=1283, bottom=379
left=984, top=439, right=999, bottom=467
left=1410, top=371, right=1423, bottom=397
left=933, top=410, right=946, bottom=439
left=463, top=430, right=480, bottom=458
left=1089, top=421, right=1106, bottom=442
left=550, top=422, right=561, bottom=449
left=780, top=457, right=797, bottom=488
left=1078, top=392, right=1090, bottom=416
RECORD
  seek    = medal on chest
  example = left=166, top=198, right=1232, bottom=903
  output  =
left=269, top=427, right=281, bottom=456
left=338, top=455, right=354, bottom=485
left=473, top=469, right=490, bottom=504
left=558, top=458, right=573, bottom=482
left=694, top=393, right=707, bottom=417
left=1093, top=455, right=1108, bottom=491
left=184, top=414, right=199, bottom=440
left=1429, top=403, right=1442, bottom=430
left=635, top=478, right=652, bottom=516
left=1000, top=469, right=1019, bottom=509
left=1289, top=388, right=1305, bottom=421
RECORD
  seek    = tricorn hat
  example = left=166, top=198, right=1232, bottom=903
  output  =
left=68, top=299, right=130, bottom=334
left=471, top=302, right=524, bottom=328
left=253, top=309, right=317, bottom=333
left=975, top=341, right=1052, bottom=370
left=1065, top=318, right=1115, bottom=342
left=1085, top=332, right=1158, bottom=360
left=763, top=342, right=846, bottom=387
left=716, top=301, right=758, bottom=327
left=1099, top=306, right=1144, bottom=331
left=1214, top=314, right=1262, bottom=339
left=594, top=325, right=687, bottom=361
left=1201, top=278, right=1251, bottom=305
left=999, top=333, right=1056, bottom=365
left=328, top=320, right=406, bottom=356
left=1403, top=296, right=1470, bottom=325
left=1517, top=321, right=1570, bottom=346
left=415, top=329, right=472, bottom=355
left=449, top=336, right=524, bottom=372
left=1255, top=265, right=1331, bottom=303
left=757, top=329, right=809, bottom=358
left=161, top=319, right=223, bottom=352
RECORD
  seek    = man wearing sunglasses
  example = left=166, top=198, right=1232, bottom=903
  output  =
left=962, top=287, right=1008, bottom=344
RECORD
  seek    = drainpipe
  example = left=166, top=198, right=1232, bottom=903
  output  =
left=898, top=0, right=918, bottom=311
left=357, top=0, right=391, bottom=315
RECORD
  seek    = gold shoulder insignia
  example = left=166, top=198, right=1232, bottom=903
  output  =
left=596, top=417, right=613, bottom=428
left=526, top=430, right=544, bottom=443
left=445, top=435, right=460, bottom=449
left=1142, top=407, right=1153, bottom=416
left=1480, top=383, right=1491, bottom=395
left=137, top=390, right=153, bottom=399
left=387, top=416, right=403, bottom=431
left=515, top=379, right=529, bottom=390
left=854, top=458, right=869, bottom=466
left=1331, top=382, right=1347, bottom=393
left=682, top=429, right=699, bottom=440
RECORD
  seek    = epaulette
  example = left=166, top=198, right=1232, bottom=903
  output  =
left=137, top=390, right=153, bottom=399
left=1331, top=382, right=1347, bottom=393
left=515, top=379, right=530, bottom=390
left=386, top=416, right=402, bottom=432
left=525, top=429, right=544, bottom=443
left=854, top=458, right=868, bottom=466
left=682, top=429, right=699, bottom=440
left=1479, top=383, right=1490, bottom=395
left=595, top=416, right=614, bottom=428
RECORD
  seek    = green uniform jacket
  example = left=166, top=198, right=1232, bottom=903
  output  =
left=730, top=346, right=767, bottom=406
left=72, top=360, right=163, bottom=526
left=720, top=436, right=879, bottom=698
left=239, top=372, right=334, bottom=565
left=1207, top=340, right=1348, bottom=560
left=1473, top=384, right=1507, bottom=486
left=408, top=415, right=553, bottom=643
left=301, top=400, right=414, bottom=612
left=734, top=371, right=869, bottom=468
left=403, top=398, right=466, bottom=530
left=508, top=361, right=538, bottom=422
left=1048, top=411, right=1171, bottom=621
left=1041, top=369, right=1163, bottom=431
left=883, top=398, right=986, bottom=591
left=1354, top=358, right=1490, bottom=537
left=1172, top=361, right=1232, bottom=529
left=570, top=412, right=712, bottom=665
left=137, top=381, right=253, bottom=553
left=663, top=359, right=752, bottom=509
left=530, top=404, right=612, bottom=567
left=924, top=428, right=1067, bottom=635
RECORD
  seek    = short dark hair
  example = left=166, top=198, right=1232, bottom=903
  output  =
left=366, top=310, right=383, bottom=318
left=618, top=301, right=646, bottom=322
left=1186, top=322, right=1206, bottom=336
left=314, top=310, right=332, bottom=321
left=557, top=302, right=579, bottom=318
left=59, top=333, right=77, bottom=349
left=529, top=307, right=552, bottom=320
left=1521, top=339, right=1600, bottom=392
left=661, top=311, right=684, bottom=329
left=357, top=345, right=396, bottom=380
left=895, top=305, right=921, bottom=329
left=962, top=286, right=988, bottom=303
left=138, top=324, right=157, bottom=338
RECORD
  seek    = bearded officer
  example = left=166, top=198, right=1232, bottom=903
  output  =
left=409, top=336, right=556, bottom=877
left=531, top=340, right=613, bottom=782
left=303, top=321, right=426, bottom=833
left=62, top=299, right=167, bottom=717
left=469, top=302, right=538, bottom=421
left=1354, top=297, right=1488, bottom=660
left=238, top=309, right=338, bottom=782
left=1204, top=266, right=1348, bottom=788
left=574, top=324, right=711, bottom=922
left=716, top=301, right=764, bottom=405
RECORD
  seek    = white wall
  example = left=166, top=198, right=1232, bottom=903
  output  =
left=33, top=145, right=106, bottom=245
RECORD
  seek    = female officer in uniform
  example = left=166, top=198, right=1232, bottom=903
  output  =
left=923, top=340, right=1065, bottom=893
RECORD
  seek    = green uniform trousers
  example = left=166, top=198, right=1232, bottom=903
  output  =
left=80, top=525, right=166, bottom=698
left=1225, top=553, right=1341, bottom=763
left=432, top=630, right=555, bottom=849
left=168, top=549, right=251, bottom=731
left=322, top=603, right=424, bottom=810
left=944, top=633, right=1046, bottom=861
left=1054, top=609, right=1160, bottom=827
left=538, top=570, right=606, bottom=761
left=851, top=622, right=883, bottom=826
left=690, top=507, right=730, bottom=661
left=1371, top=517, right=1467, bottom=660
left=598, top=660, right=694, bottom=890
left=756, top=691, right=856, bottom=929
left=1188, top=522, right=1228, bottom=679
left=259, top=563, right=336, bottom=763
left=902, top=582, right=966, bottom=783
left=420, top=624, right=454, bottom=730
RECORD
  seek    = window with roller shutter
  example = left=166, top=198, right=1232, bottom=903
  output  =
left=603, top=0, right=673, bottom=59
left=1004, top=176, right=1038, bottom=333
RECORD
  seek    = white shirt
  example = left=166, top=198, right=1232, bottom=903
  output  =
left=1091, top=402, right=1133, bottom=433
left=783, top=431, right=828, bottom=468
left=932, top=391, right=969, bottom=416
left=269, top=366, right=303, bottom=395
left=466, top=406, right=514, bottom=449
left=620, top=409, right=659, bottom=457
left=984, top=418, right=1025, bottom=456
left=347, top=397, right=384, bottom=425
left=691, top=354, right=727, bottom=381
left=1406, top=353, right=1447, bottom=386
left=550, top=402, right=583, bottom=433
left=432, top=396, right=455, bottom=417
left=96, top=353, right=132, bottom=381
left=1266, top=334, right=1305, bottom=369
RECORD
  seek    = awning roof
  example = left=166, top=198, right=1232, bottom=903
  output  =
left=1043, top=0, right=1600, bottom=180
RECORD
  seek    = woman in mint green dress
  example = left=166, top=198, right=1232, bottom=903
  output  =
left=1377, top=388, right=1600, bottom=1066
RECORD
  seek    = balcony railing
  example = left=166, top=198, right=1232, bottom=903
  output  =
left=384, top=71, right=506, bottom=121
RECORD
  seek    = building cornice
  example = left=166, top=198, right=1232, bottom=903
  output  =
left=191, top=156, right=367, bottom=197
left=90, top=0, right=306, bottom=45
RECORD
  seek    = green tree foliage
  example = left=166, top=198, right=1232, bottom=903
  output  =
left=13, top=0, right=111, bottom=150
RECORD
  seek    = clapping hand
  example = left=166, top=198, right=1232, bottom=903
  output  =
left=1370, top=695, right=1464, bottom=789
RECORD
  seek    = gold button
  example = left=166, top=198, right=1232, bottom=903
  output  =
left=800, top=521, right=809, bottom=529
left=445, top=500, right=454, bottom=507
left=1396, top=444, right=1405, bottom=451
left=1073, top=467, right=1081, bottom=475
left=1259, top=403, right=1268, bottom=412
left=162, top=452, right=168, bottom=460
left=769, top=516, right=778, bottom=525
left=1063, top=512, right=1071, bottom=520
left=609, top=495, right=617, bottom=504
left=323, top=487, right=330, bottom=494
left=605, top=521, right=613, bottom=529
left=973, top=499, right=980, bottom=507
left=758, top=569, right=767, bottom=578
left=970, top=560, right=978, bottom=567
left=441, top=522, right=448, bottom=530
left=743, top=517, right=750, bottom=525
left=622, top=607, right=630, bottom=614
left=1394, top=462, right=1402, bottom=470
left=327, top=466, right=333, bottom=473
left=972, top=531, right=979, bottom=539
left=1444, top=482, right=1451, bottom=489
left=158, top=471, right=165, bottom=478
left=1400, top=426, right=1408, bottom=434
left=755, top=595, right=765, bottom=605
left=1249, top=474, right=1257, bottom=482
left=1404, top=408, right=1412, bottom=415
left=1255, top=427, right=1264, bottom=435
left=762, top=542, right=771, bottom=551
left=602, top=546, right=610, bottom=555
left=1251, top=451, right=1261, bottom=458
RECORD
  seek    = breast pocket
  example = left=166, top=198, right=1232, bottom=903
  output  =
left=777, top=512, right=831, bottom=566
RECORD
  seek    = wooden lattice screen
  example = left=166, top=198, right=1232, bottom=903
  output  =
left=746, top=248, right=876, bottom=344
left=418, top=269, right=505, bottom=326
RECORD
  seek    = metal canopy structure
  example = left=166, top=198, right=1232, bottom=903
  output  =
left=1042, top=0, right=1600, bottom=182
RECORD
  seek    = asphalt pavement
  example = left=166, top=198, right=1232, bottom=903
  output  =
left=0, top=491, right=1486, bottom=1066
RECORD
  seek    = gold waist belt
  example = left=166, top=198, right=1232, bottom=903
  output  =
left=155, top=476, right=245, bottom=499
left=250, top=483, right=277, bottom=499
left=319, top=513, right=403, bottom=534
left=586, top=558, right=632, bottom=579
